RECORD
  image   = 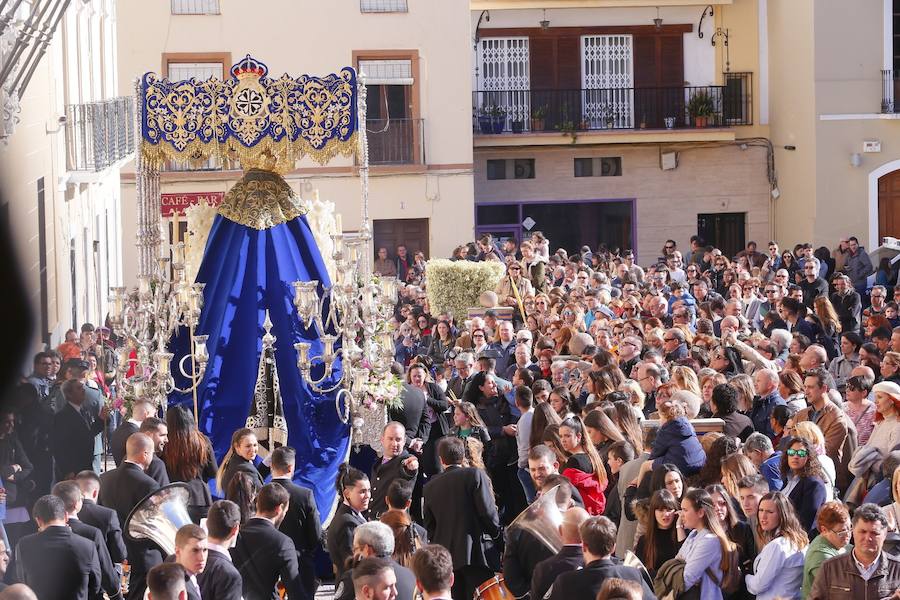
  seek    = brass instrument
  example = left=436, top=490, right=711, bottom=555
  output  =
left=506, top=484, right=565, bottom=553
left=124, top=483, right=193, bottom=556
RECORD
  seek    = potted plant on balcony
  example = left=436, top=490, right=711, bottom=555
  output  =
left=531, top=105, right=548, bottom=131
left=477, top=105, right=506, bottom=134
left=510, top=112, right=526, bottom=134
left=688, top=91, right=714, bottom=128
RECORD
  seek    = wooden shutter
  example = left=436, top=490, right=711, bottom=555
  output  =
left=529, top=37, right=556, bottom=89
left=659, top=36, right=684, bottom=86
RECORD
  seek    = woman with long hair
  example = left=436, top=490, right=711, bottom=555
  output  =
left=865, top=381, right=900, bottom=456
left=554, top=325, right=575, bottom=355
left=583, top=408, right=626, bottom=461
left=746, top=492, right=808, bottom=600
left=779, top=436, right=828, bottom=536
left=634, top=489, right=684, bottom=577
left=559, top=416, right=607, bottom=515
left=777, top=370, right=806, bottom=412
left=721, top=452, right=758, bottom=501
left=842, top=374, right=876, bottom=445
left=326, top=464, right=371, bottom=577
left=425, top=319, right=456, bottom=364
left=695, top=435, right=739, bottom=488
left=675, top=488, right=737, bottom=600
left=380, top=509, right=421, bottom=567
left=161, top=405, right=218, bottom=522
left=791, top=421, right=836, bottom=499
left=612, top=400, right=643, bottom=456
left=672, top=365, right=702, bottom=398
left=727, top=374, right=757, bottom=416
left=706, top=483, right=757, bottom=595
left=451, top=401, right=490, bottom=445
left=541, top=424, right=570, bottom=466
left=215, top=427, right=267, bottom=499
left=618, top=379, right=646, bottom=416
left=813, top=296, right=841, bottom=359
left=226, top=471, right=259, bottom=525
left=529, top=400, right=561, bottom=449
left=548, top=386, right=578, bottom=421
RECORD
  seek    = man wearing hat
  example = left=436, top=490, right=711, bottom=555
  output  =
left=48, top=358, right=106, bottom=472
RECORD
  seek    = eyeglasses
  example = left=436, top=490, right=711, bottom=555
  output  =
left=872, top=294, right=885, bottom=299
left=827, top=526, right=852, bottom=536
left=663, top=337, right=677, bottom=342
left=786, top=448, right=809, bottom=458
left=473, top=334, right=485, bottom=339
left=509, top=266, right=521, bottom=271
left=765, top=290, right=778, bottom=294
left=665, top=245, right=675, bottom=250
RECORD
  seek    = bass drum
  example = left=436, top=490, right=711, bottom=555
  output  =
left=475, top=574, right=513, bottom=600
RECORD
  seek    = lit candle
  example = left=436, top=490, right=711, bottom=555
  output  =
left=334, top=213, right=342, bottom=233
left=295, top=342, right=311, bottom=370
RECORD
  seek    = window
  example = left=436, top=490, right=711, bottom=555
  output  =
left=514, top=159, right=535, bottom=179
left=360, top=0, right=408, bottom=13
left=171, top=0, right=220, bottom=15
left=486, top=159, right=507, bottom=180
left=574, top=157, right=622, bottom=177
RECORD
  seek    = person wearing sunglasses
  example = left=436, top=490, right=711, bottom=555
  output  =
left=779, top=436, right=828, bottom=537
left=800, top=500, right=851, bottom=598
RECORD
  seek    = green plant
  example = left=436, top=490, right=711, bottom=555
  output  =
left=424, top=259, right=506, bottom=320
left=479, top=104, right=506, bottom=119
left=531, top=105, right=548, bottom=119
left=688, top=91, right=715, bottom=117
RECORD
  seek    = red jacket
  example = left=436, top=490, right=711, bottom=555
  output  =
left=562, top=467, right=606, bottom=515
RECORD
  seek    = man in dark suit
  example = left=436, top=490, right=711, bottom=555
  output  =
left=388, top=383, right=425, bottom=449
left=550, top=516, right=655, bottom=600
left=76, top=470, right=128, bottom=565
left=231, top=482, right=306, bottom=600
left=531, top=507, right=589, bottom=600
left=14, top=495, right=102, bottom=600
left=410, top=544, right=454, bottom=600
left=369, top=422, right=418, bottom=518
left=110, top=400, right=154, bottom=467
left=171, top=524, right=206, bottom=600
left=423, top=437, right=501, bottom=600
left=197, top=501, right=242, bottom=600
left=270, top=447, right=322, bottom=598
left=139, top=417, right=170, bottom=487
left=146, top=562, right=187, bottom=600
left=99, top=433, right=161, bottom=600
left=333, top=522, right=416, bottom=600
left=53, top=481, right=122, bottom=600
left=446, top=353, right=475, bottom=400
left=52, top=379, right=109, bottom=479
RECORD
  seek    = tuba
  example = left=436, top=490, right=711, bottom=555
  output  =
left=125, top=483, right=193, bottom=556
left=506, top=484, right=565, bottom=553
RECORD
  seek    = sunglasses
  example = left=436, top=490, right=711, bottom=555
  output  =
left=786, top=448, right=809, bottom=458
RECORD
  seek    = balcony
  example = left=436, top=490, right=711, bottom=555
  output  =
left=171, top=0, right=220, bottom=14
left=473, top=77, right=752, bottom=140
left=364, top=118, right=425, bottom=166
left=65, top=97, right=135, bottom=172
left=882, top=70, right=900, bottom=113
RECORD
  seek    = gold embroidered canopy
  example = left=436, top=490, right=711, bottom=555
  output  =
left=140, top=54, right=358, bottom=173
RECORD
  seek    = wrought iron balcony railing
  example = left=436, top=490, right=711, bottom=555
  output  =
left=363, top=118, right=425, bottom=165
left=65, top=97, right=135, bottom=172
left=882, top=69, right=899, bottom=113
left=473, top=78, right=752, bottom=134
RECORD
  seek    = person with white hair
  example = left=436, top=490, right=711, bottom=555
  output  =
left=334, top=521, right=416, bottom=600
left=749, top=369, right=786, bottom=439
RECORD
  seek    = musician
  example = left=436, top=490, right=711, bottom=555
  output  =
left=410, top=544, right=454, bottom=600
left=139, top=418, right=171, bottom=487
left=51, top=379, right=109, bottom=479
left=530, top=507, right=589, bottom=600
left=369, top=422, right=419, bottom=519
left=270, top=447, right=322, bottom=597
left=98, top=433, right=162, bottom=600
left=384, top=480, right=428, bottom=545
left=422, top=437, right=501, bottom=600
left=197, top=501, right=242, bottom=600
left=52, top=481, right=121, bottom=600
left=502, top=480, right=576, bottom=598
left=351, top=557, right=397, bottom=600
left=146, top=563, right=187, bottom=600
left=327, top=465, right=370, bottom=579
left=110, top=400, right=155, bottom=467
left=549, top=516, right=655, bottom=600
left=76, top=470, right=128, bottom=565
left=14, top=495, right=102, bottom=600
left=528, top=446, right=584, bottom=507
left=333, top=522, right=416, bottom=600
left=215, top=428, right=269, bottom=500
left=171, top=524, right=207, bottom=600
left=231, top=483, right=305, bottom=600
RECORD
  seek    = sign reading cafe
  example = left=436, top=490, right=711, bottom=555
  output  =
left=160, top=192, right=224, bottom=216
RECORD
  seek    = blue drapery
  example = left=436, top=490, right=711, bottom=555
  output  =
left=168, top=213, right=348, bottom=522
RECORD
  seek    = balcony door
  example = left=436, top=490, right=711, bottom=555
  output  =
left=476, top=37, right=530, bottom=128
left=582, top=35, right=634, bottom=128
left=359, top=58, right=418, bottom=164
left=632, top=34, right=685, bottom=128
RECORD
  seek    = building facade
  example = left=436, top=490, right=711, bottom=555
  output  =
left=115, top=0, right=475, bottom=288
left=1, top=0, right=131, bottom=355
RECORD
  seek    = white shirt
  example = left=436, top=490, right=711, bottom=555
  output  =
left=853, top=550, right=882, bottom=581
left=207, top=542, right=233, bottom=560
left=746, top=535, right=807, bottom=600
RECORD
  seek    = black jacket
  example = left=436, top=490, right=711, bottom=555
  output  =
left=110, top=421, right=139, bottom=467
left=197, top=547, right=242, bottom=600
left=502, top=526, right=555, bottom=597
left=272, top=477, right=323, bottom=555
left=70, top=517, right=122, bottom=600
left=231, top=517, right=304, bottom=600
left=369, top=453, right=417, bottom=518
left=146, top=454, right=171, bottom=487
left=0, top=432, right=32, bottom=506
left=79, top=499, right=128, bottom=564
left=221, top=455, right=268, bottom=499
left=800, top=277, right=829, bottom=309
left=98, top=462, right=162, bottom=599
left=422, top=465, right=501, bottom=570
left=15, top=525, right=102, bottom=600
left=550, top=558, right=655, bottom=600
left=52, top=403, right=105, bottom=479
left=719, top=411, right=755, bottom=442
left=326, top=502, right=366, bottom=578
left=334, top=558, right=416, bottom=600
left=531, top=545, right=584, bottom=600
left=388, top=384, right=426, bottom=446
left=831, top=290, right=861, bottom=334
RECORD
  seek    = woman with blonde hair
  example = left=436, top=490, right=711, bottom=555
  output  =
left=721, top=452, right=758, bottom=500
left=884, top=464, right=900, bottom=531
left=672, top=365, right=702, bottom=397
left=618, top=379, right=646, bottom=415
left=728, top=373, right=756, bottom=414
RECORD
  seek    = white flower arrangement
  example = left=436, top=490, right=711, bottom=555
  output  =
left=182, top=198, right=218, bottom=282
left=425, top=259, right=506, bottom=320
left=362, top=370, right=404, bottom=411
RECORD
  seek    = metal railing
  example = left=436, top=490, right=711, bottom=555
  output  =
left=360, top=0, right=408, bottom=12
left=171, top=0, right=220, bottom=15
left=65, top=97, right=135, bottom=172
left=364, top=118, right=425, bottom=165
left=882, top=69, right=899, bottom=113
left=473, top=81, right=752, bottom=134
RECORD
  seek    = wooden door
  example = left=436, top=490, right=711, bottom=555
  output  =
left=632, top=34, right=684, bottom=128
left=879, top=170, right=900, bottom=241
left=373, top=218, right=430, bottom=260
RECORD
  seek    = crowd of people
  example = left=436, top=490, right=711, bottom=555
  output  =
left=0, top=231, right=900, bottom=599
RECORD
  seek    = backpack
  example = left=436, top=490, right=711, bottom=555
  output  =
left=706, top=547, right=741, bottom=596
